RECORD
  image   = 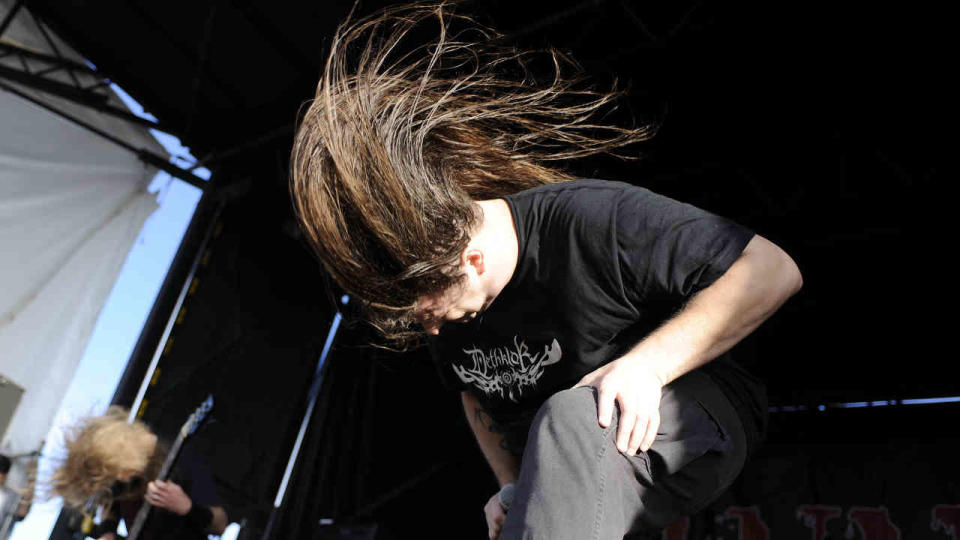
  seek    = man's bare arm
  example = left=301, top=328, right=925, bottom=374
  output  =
left=622, top=234, right=802, bottom=385
left=461, top=391, right=519, bottom=488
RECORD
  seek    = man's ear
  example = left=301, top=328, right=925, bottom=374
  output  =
left=463, top=247, right=485, bottom=275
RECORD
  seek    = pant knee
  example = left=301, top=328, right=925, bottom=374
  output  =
left=530, top=387, right=603, bottom=437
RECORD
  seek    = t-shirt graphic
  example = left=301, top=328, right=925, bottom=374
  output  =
left=453, top=337, right=562, bottom=402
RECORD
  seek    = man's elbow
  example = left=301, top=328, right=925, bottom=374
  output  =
left=773, top=244, right=803, bottom=297
left=745, top=235, right=802, bottom=298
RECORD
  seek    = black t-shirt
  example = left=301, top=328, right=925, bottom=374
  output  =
left=429, top=179, right=766, bottom=454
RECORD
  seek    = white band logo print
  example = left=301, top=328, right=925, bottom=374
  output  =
left=453, top=336, right=562, bottom=402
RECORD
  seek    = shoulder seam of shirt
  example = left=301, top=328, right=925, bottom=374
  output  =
left=504, top=179, right=642, bottom=200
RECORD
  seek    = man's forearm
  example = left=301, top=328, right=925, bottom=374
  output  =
left=461, top=391, right=520, bottom=488
left=623, top=234, right=802, bottom=385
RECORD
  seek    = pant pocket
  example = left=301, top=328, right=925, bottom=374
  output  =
left=645, top=397, right=724, bottom=478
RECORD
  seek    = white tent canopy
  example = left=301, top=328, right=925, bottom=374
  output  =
left=0, top=0, right=167, bottom=478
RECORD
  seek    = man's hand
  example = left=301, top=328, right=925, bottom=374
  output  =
left=573, top=358, right=665, bottom=455
left=145, top=480, right=192, bottom=516
left=483, top=491, right=507, bottom=539
left=96, top=534, right=116, bottom=540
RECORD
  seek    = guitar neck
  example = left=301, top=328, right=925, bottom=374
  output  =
left=126, top=430, right=188, bottom=540
left=155, top=432, right=187, bottom=482
left=124, top=395, right=213, bottom=540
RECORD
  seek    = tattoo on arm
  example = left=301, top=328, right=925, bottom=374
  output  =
left=474, top=407, right=502, bottom=433
left=474, top=407, right=513, bottom=451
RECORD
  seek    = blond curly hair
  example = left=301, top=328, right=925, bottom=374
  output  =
left=50, top=407, right=161, bottom=508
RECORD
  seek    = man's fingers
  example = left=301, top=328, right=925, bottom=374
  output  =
left=484, top=494, right=506, bottom=540
left=626, top=414, right=646, bottom=455
left=487, top=516, right=502, bottom=540
left=616, top=406, right=635, bottom=453
left=493, top=515, right=505, bottom=537
left=597, top=390, right=615, bottom=427
left=640, top=409, right=660, bottom=452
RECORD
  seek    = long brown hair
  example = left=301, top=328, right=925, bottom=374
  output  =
left=290, top=2, right=656, bottom=345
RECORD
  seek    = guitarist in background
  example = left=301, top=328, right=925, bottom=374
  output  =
left=51, top=407, right=227, bottom=539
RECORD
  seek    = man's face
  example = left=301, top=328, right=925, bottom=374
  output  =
left=117, top=469, right=140, bottom=482
left=111, top=473, right=146, bottom=498
left=415, top=271, right=490, bottom=335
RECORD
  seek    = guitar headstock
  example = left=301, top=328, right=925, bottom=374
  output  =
left=179, top=394, right=214, bottom=438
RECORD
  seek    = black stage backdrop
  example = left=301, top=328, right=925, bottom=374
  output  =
left=30, top=0, right=950, bottom=417
left=269, top=332, right=496, bottom=540
left=24, top=0, right=952, bottom=538
left=263, top=1, right=954, bottom=537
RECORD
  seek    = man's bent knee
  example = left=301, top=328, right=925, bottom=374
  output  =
left=530, top=387, right=606, bottom=436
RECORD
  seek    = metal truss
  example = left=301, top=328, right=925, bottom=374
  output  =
left=0, top=0, right=207, bottom=189
left=0, top=1, right=164, bottom=130
left=0, top=43, right=164, bottom=130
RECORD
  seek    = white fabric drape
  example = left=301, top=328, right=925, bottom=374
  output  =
left=0, top=83, right=160, bottom=459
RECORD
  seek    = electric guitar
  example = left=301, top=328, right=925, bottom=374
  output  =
left=125, top=395, right=214, bottom=540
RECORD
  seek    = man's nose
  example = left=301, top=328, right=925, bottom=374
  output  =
left=423, top=319, right=443, bottom=335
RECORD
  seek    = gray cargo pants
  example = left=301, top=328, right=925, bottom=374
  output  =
left=500, top=370, right=748, bottom=539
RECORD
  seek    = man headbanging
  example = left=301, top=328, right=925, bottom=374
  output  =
left=291, top=3, right=802, bottom=538
left=51, top=408, right=227, bottom=540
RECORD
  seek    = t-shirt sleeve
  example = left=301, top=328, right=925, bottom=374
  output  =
left=615, top=187, right=754, bottom=308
